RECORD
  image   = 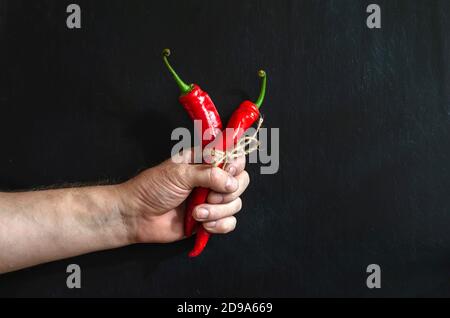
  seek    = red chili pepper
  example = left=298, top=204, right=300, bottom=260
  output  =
left=189, top=70, right=267, bottom=257
left=162, top=49, right=223, bottom=237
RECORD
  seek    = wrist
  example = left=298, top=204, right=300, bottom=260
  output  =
left=112, top=182, right=142, bottom=244
left=86, top=184, right=136, bottom=247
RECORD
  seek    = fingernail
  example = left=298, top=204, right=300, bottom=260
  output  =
left=225, top=176, right=238, bottom=191
left=227, top=166, right=237, bottom=176
left=196, top=208, right=209, bottom=219
left=205, top=221, right=217, bottom=228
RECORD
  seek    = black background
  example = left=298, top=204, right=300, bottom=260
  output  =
left=1, top=0, right=450, bottom=297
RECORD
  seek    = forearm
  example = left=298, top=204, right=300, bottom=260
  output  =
left=0, top=185, right=131, bottom=273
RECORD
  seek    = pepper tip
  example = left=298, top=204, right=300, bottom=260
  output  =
left=258, top=69, right=266, bottom=78
left=188, top=250, right=199, bottom=258
left=162, top=48, right=171, bottom=57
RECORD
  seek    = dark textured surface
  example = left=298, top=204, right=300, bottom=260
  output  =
left=0, top=0, right=450, bottom=297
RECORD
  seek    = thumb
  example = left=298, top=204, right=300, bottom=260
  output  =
left=181, top=164, right=239, bottom=193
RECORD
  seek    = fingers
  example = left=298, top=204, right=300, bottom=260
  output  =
left=207, top=170, right=250, bottom=204
left=183, top=155, right=247, bottom=235
left=172, top=147, right=245, bottom=167
left=205, top=155, right=247, bottom=204
left=223, top=155, right=246, bottom=176
left=184, top=165, right=238, bottom=193
left=193, top=197, right=242, bottom=222
left=203, top=216, right=237, bottom=234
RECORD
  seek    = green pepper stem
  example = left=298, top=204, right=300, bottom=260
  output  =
left=162, top=49, right=192, bottom=95
left=255, top=70, right=267, bottom=108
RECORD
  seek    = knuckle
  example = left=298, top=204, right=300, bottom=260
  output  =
left=159, top=162, right=173, bottom=181
left=173, top=163, right=190, bottom=188
left=209, top=166, right=223, bottom=185
left=226, top=191, right=238, bottom=202
left=207, top=207, right=216, bottom=220
left=175, top=163, right=187, bottom=176
left=209, top=192, right=224, bottom=204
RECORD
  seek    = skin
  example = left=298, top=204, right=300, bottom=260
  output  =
left=0, top=149, right=249, bottom=273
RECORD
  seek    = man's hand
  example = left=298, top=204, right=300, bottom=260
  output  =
left=0, top=150, right=250, bottom=273
left=118, top=149, right=250, bottom=243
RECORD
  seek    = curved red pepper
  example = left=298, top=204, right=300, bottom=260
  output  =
left=162, top=49, right=223, bottom=237
left=189, top=71, right=267, bottom=257
left=178, top=84, right=222, bottom=146
left=179, top=86, right=223, bottom=236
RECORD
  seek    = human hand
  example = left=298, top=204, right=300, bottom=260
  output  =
left=117, top=149, right=250, bottom=244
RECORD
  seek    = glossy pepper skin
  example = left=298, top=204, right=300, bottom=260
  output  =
left=189, top=71, right=267, bottom=258
left=178, top=84, right=222, bottom=135
left=162, top=49, right=223, bottom=237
